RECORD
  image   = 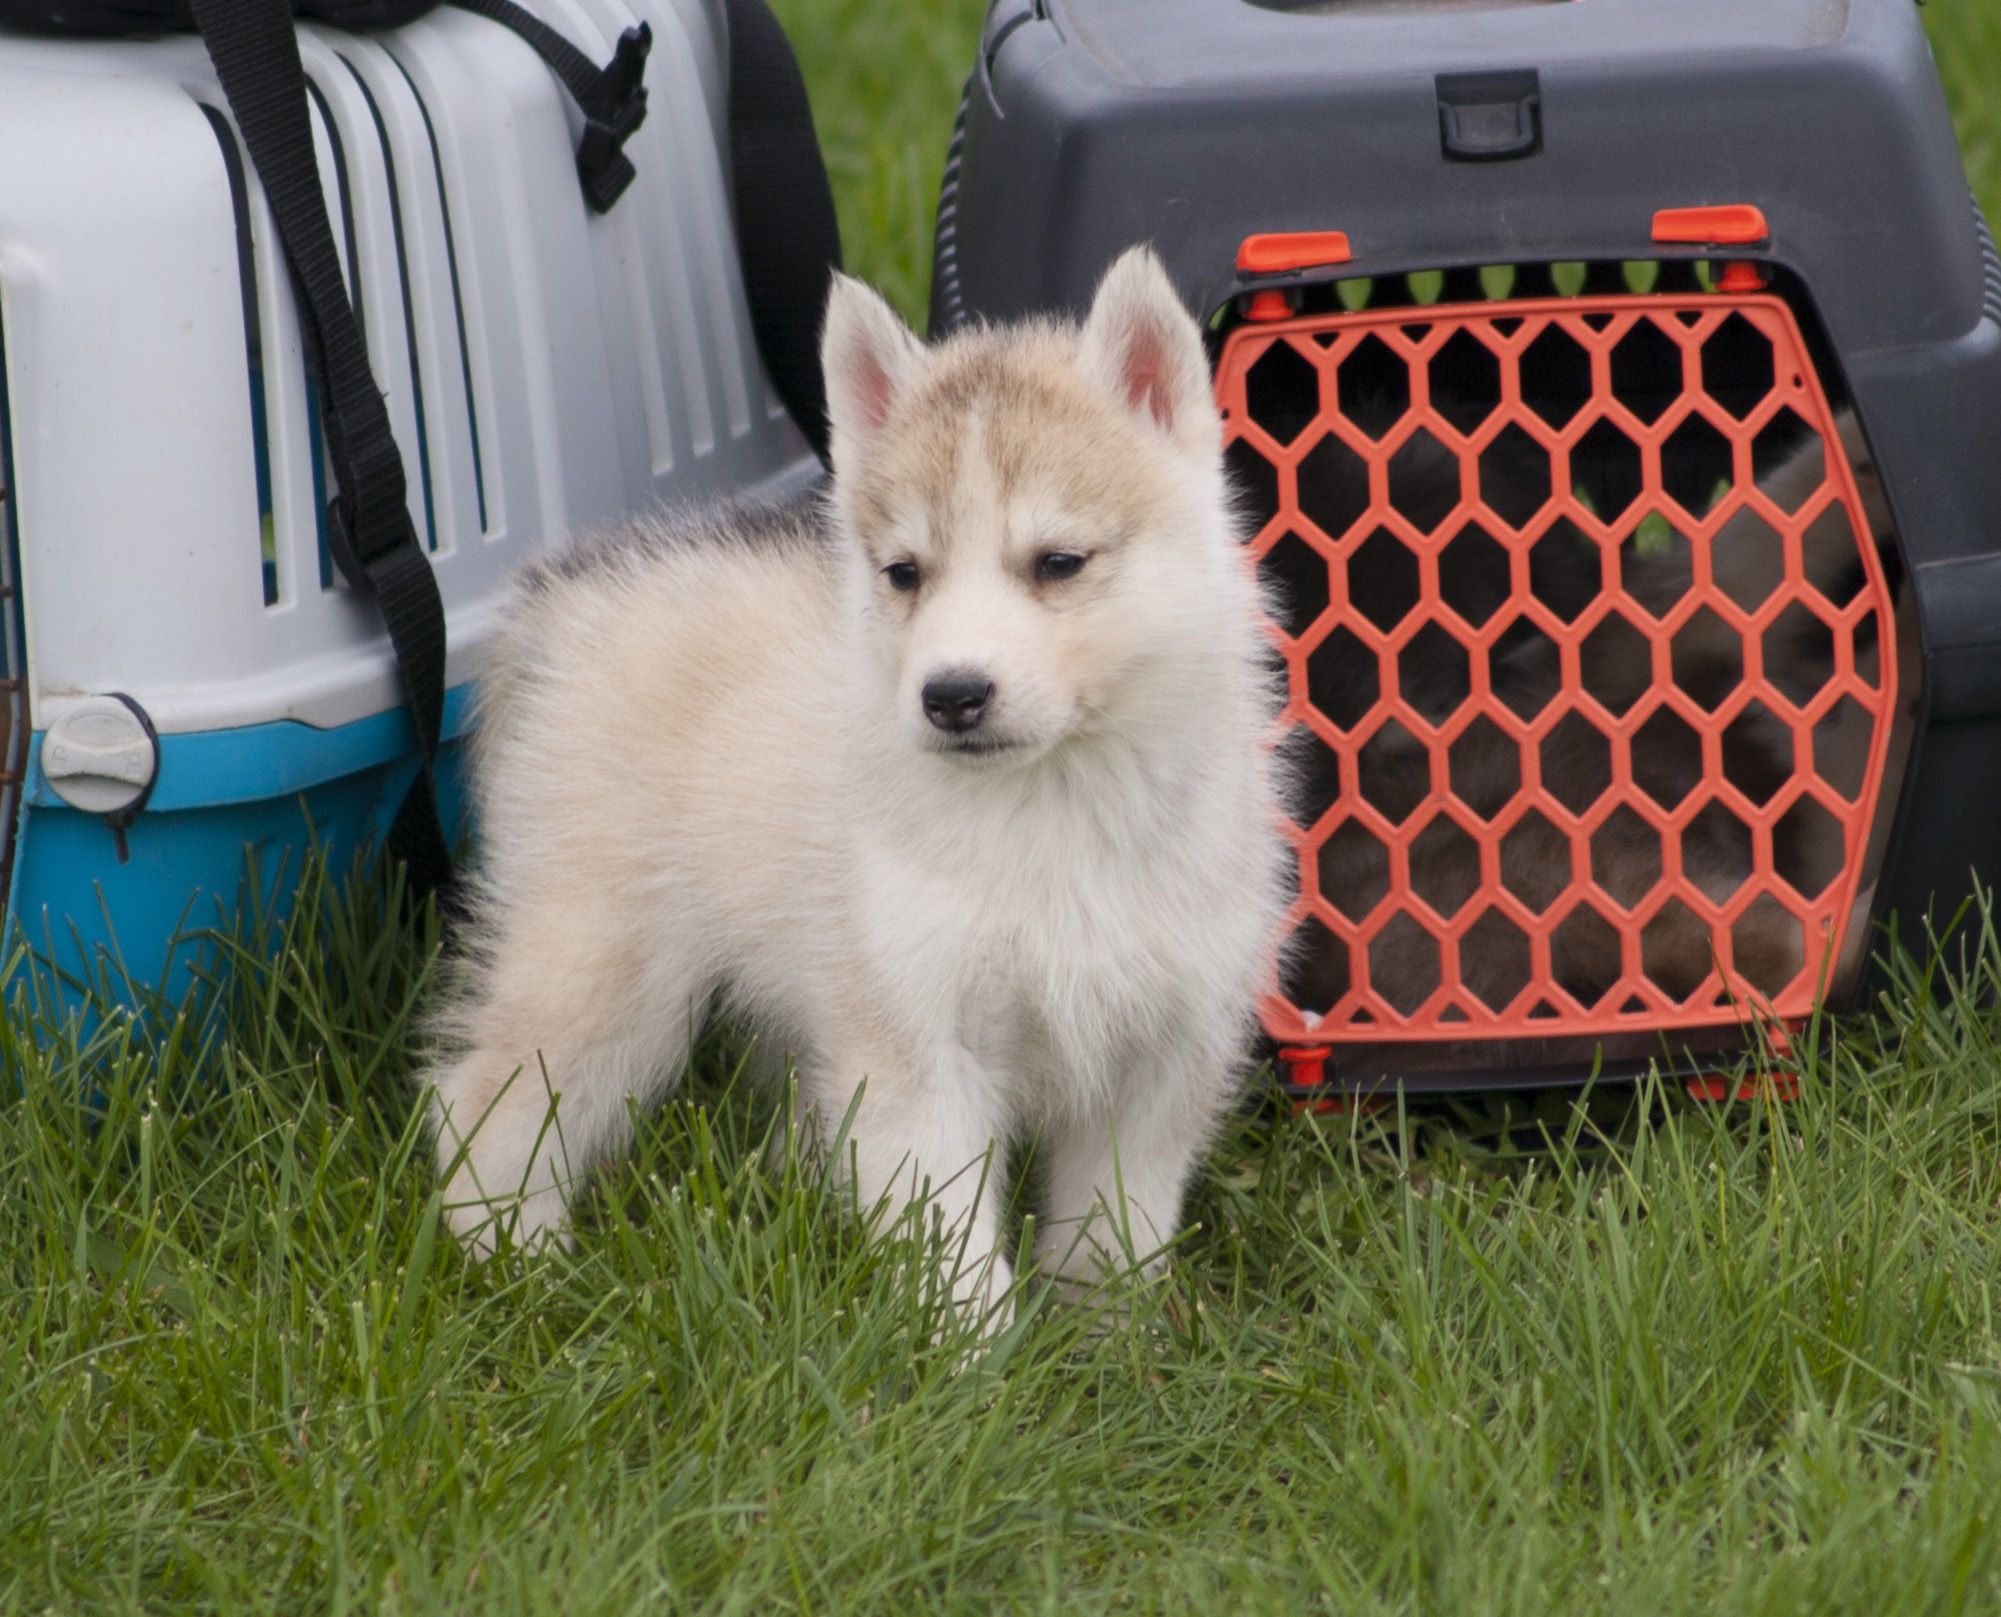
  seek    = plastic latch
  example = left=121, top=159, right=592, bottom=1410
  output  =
left=1651, top=205, right=1770, bottom=246
left=41, top=693, right=160, bottom=862
left=1716, top=262, right=1769, bottom=293
left=1237, top=232, right=1353, bottom=275
left=1436, top=70, right=1542, bottom=162
left=327, top=492, right=422, bottom=588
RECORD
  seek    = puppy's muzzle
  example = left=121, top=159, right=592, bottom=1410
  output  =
left=921, top=670, right=995, bottom=733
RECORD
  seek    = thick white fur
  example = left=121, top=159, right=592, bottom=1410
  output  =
left=422, top=248, right=1290, bottom=1319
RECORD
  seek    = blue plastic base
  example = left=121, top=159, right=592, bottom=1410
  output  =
left=6, top=685, right=476, bottom=1022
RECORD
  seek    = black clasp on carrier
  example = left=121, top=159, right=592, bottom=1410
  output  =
left=574, top=23, right=653, bottom=213
left=451, top=0, right=653, bottom=212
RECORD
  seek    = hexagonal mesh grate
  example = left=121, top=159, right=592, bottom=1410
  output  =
left=1219, top=294, right=1898, bottom=1048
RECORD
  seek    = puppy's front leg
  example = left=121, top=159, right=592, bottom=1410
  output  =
left=812, top=1036, right=1013, bottom=1327
left=1034, top=1042, right=1235, bottom=1300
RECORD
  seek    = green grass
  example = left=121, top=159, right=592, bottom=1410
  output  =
left=768, top=0, right=984, bottom=324
left=7, top=6, right=2001, bottom=1612
left=1929, top=0, right=2001, bottom=228
left=12, top=866, right=2001, bottom=1614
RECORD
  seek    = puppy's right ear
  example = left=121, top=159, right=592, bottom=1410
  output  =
left=821, top=274, right=923, bottom=472
left=1078, top=246, right=1216, bottom=458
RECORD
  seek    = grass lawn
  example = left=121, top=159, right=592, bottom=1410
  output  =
left=6, top=3, right=2001, bottom=1611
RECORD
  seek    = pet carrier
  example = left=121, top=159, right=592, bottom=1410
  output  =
left=936, top=0, right=2001, bottom=1099
left=0, top=0, right=825, bottom=1015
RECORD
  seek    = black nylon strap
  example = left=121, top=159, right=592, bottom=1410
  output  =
left=187, top=0, right=454, bottom=894
left=723, top=0, right=840, bottom=465
left=7, top=0, right=648, bottom=211
left=451, top=0, right=652, bottom=211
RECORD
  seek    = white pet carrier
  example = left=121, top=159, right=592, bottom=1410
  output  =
left=0, top=0, right=818, bottom=1011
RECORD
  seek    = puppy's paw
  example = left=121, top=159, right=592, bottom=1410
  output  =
left=439, top=1181, right=574, bottom=1260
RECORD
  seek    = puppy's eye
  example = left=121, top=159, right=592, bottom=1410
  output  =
left=883, top=560, right=921, bottom=593
left=1034, top=551, right=1090, bottom=584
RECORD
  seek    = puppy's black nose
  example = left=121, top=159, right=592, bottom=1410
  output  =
left=922, top=671, right=994, bottom=732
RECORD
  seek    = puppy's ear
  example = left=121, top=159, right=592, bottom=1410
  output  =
left=822, top=273, right=924, bottom=472
left=1078, top=246, right=1218, bottom=456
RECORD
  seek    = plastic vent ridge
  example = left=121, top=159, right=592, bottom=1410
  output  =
left=1974, top=191, right=2001, bottom=329
left=929, top=81, right=972, bottom=335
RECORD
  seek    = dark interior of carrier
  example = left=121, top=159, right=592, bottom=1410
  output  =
left=1214, top=260, right=1910, bottom=1088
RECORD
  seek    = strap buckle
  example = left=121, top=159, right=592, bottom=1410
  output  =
left=326, top=491, right=422, bottom=589
left=576, top=23, right=652, bottom=213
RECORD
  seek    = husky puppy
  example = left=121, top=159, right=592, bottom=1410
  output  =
left=422, top=248, right=1289, bottom=1315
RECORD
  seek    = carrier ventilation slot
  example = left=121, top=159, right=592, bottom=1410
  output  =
left=1216, top=283, right=1899, bottom=1051
left=0, top=303, right=29, bottom=905
left=341, top=55, right=439, bottom=556
left=386, top=48, right=488, bottom=534
left=200, top=105, right=279, bottom=608
left=303, top=76, right=355, bottom=590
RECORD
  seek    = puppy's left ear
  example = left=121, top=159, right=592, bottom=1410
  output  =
left=1078, top=246, right=1218, bottom=457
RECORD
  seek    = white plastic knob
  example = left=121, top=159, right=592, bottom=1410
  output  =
left=41, top=696, right=157, bottom=815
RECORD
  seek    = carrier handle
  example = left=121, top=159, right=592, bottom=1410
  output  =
left=722, top=0, right=842, bottom=465
left=188, top=0, right=455, bottom=897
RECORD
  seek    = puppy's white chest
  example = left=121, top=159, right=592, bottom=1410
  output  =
left=965, top=873, right=1182, bottom=1093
